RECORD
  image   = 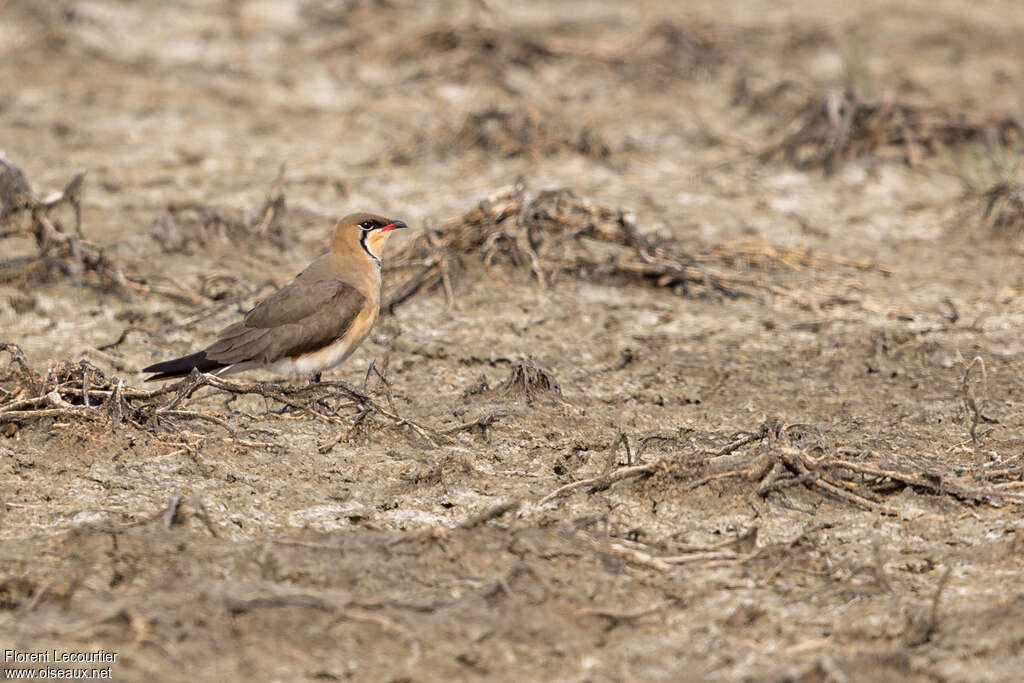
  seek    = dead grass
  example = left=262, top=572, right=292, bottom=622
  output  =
left=980, top=182, right=1024, bottom=238
left=449, top=106, right=612, bottom=162
left=149, top=166, right=291, bottom=253
left=493, top=357, right=562, bottom=404
left=389, top=106, right=614, bottom=166
left=390, top=20, right=729, bottom=91
left=609, top=20, right=727, bottom=85
left=756, top=88, right=1024, bottom=173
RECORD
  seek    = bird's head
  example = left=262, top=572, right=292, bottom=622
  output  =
left=332, top=212, right=408, bottom=264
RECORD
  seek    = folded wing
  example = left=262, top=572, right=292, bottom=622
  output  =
left=205, top=278, right=367, bottom=366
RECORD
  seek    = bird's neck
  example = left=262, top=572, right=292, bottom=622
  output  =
left=327, top=244, right=381, bottom=305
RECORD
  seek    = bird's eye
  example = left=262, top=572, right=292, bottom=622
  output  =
left=360, top=221, right=375, bottom=231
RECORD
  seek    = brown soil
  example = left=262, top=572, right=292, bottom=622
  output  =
left=3, top=1, right=1024, bottom=681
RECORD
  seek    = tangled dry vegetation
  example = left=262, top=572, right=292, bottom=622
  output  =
left=149, top=166, right=292, bottom=253
left=390, top=20, right=728, bottom=91
left=491, top=356, right=563, bottom=405
left=386, top=183, right=889, bottom=311
left=0, top=157, right=300, bottom=306
left=980, top=182, right=1024, bottom=239
left=0, top=155, right=124, bottom=289
left=389, top=106, right=613, bottom=167
left=0, top=339, right=579, bottom=457
left=752, top=87, right=1024, bottom=173
left=449, top=106, right=612, bottom=162
left=536, top=416, right=1024, bottom=525
left=0, top=341, right=438, bottom=452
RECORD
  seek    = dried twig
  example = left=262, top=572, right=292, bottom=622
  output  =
left=456, top=500, right=521, bottom=529
left=905, top=566, right=953, bottom=646
left=960, top=355, right=987, bottom=444
left=442, top=410, right=508, bottom=436
left=539, top=463, right=662, bottom=506
left=157, top=370, right=442, bottom=446
left=161, top=493, right=184, bottom=529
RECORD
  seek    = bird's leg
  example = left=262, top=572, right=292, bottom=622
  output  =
left=362, top=360, right=374, bottom=393
left=224, top=392, right=243, bottom=413
left=274, top=372, right=322, bottom=414
left=306, top=370, right=336, bottom=414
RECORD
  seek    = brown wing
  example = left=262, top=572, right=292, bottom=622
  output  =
left=205, top=277, right=367, bottom=366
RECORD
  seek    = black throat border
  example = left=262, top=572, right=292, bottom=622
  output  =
left=360, top=230, right=381, bottom=266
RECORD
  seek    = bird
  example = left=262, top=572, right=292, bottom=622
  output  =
left=142, top=212, right=407, bottom=382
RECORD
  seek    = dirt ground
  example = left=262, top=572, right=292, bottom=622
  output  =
left=3, top=0, right=1024, bottom=680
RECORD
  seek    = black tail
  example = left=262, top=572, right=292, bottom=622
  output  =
left=142, top=351, right=227, bottom=382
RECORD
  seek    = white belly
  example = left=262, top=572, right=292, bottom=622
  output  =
left=263, top=338, right=351, bottom=375
left=263, top=307, right=378, bottom=377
